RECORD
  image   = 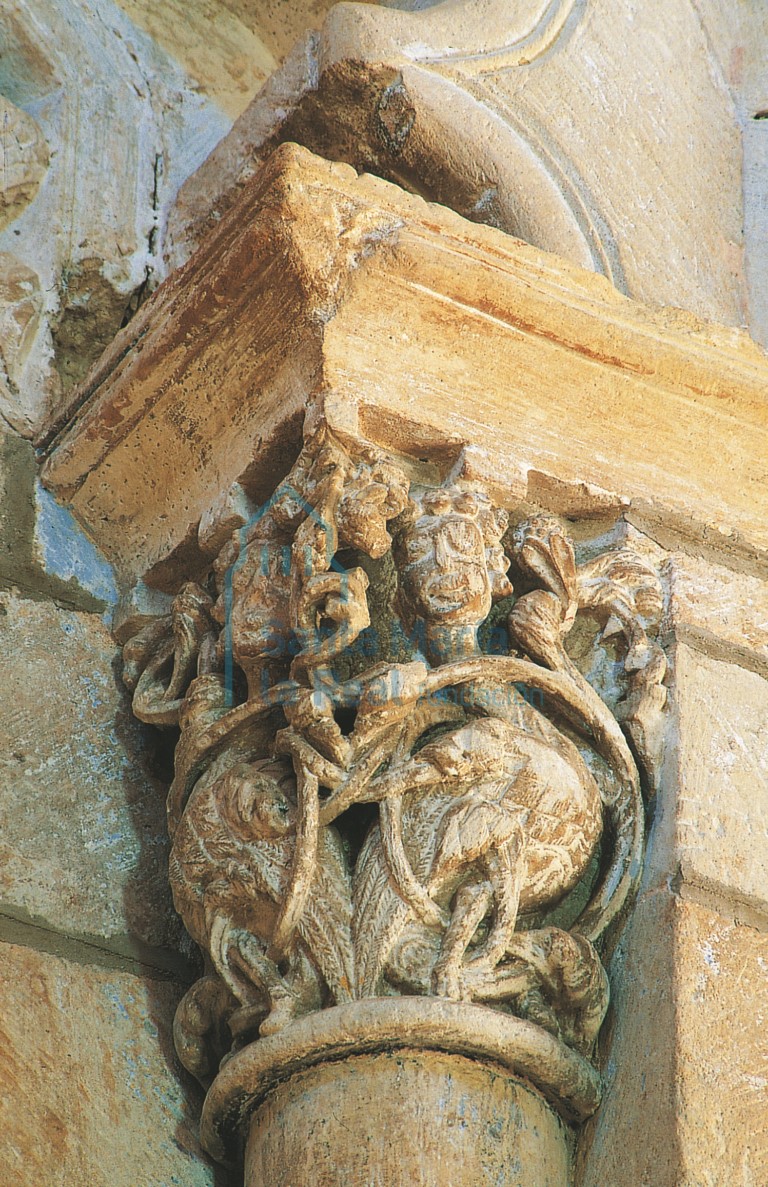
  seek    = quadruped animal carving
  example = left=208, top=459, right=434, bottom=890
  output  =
left=122, top=427, right=666, bottom=1084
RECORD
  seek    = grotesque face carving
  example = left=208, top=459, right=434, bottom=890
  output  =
left=395, top=487, right=512, bottom=628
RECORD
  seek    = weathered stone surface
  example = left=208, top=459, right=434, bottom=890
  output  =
left=168, top=0, right=753, bottom=336
left=0, top=96, right=48, bottom=231
left=0, top=0, right=411, bottom=439
left=0, top=255, right=44, bottom=425
left=42, top=145, right=768, bottom=588
left=129, top=448, right=644, bottom=1165
left=646, top=644, right=768, bottom=912
left=694, top=1, right=768, bottom=346
left=578, top=890, right=768, bottom=1186
left=245, top=1050, right=570, bottom=1187
left=163, top=29, right=323, bottom=275
left=1, top=1, right=764, bottom=439
left=2, top=8, right=767, bottom=1184
left=0, top=940, right=219, bottom=1186
left=576, top=891, right=678, bottom=1187
left=744, top=115, right=768, bottom=351
left=112, top=0, right=337, bottom=121
left=29, top=482, right=118, bottom=606
left=112, top=580, right=173, bottom=644
left=0, top=429, right=117, bottom=608
left=674, top=896, right=768, bottom=1187
left=0, top=591, right=182, bottom=963
left=0, top=1, right=231, bottom=436
left=663, top=551, right=768, bottom=675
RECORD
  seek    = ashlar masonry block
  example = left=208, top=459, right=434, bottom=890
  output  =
left=0, top=939, right=218, bottom=1187
left=0, top=591, right=184, bottom=967
left=656, top=644, right=768, bottom=914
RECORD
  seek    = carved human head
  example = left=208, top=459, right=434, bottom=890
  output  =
left=394, top=485, right=513, bottom=628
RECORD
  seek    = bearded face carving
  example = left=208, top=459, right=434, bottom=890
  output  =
left=393, top=487, right=513, bottom=663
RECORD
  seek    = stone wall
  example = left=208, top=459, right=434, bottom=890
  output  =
left=0, top=433, right=224, bottom=1183
left=0, top=5, right=302, bottom=1178
left=578, top=571, right=768, bottom=1187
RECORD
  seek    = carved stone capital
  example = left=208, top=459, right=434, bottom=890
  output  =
left=114, top=425, right=665, bottom=1178
left=38, top=142, right=768, bottom=1183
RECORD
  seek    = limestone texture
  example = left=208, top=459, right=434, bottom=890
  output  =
left=576, top=891, right=678, bottom=1187
left=650, top=644, right=768, bottom=914
left=0, top=429, right=116, bottom=608
left=3, top=7, right=768, bottom=1182
left=674, top=896, right=768, bottom=1187
left=0, top=591, right=184, bottom=966
left=0, top=939, right=220, bottom=1187
left=245, top=1050, right=570, bottom=1187
left=41, top=145, right=768, bottom=590
left=2, top=0, right=766, bottom=440
left=0, top=254, right=44, bottom=420
left=168, top=0, right=763, bottom=343
left=693, top=0, right=768, bottom=346
left=112, top=0, right=338, bottom=121
left=0, top=1, right=231, bottom=436
left=663, top=552, right=768, bottom=676
left=0, top=96, right=48, bottom=231
left=578, top=891, right=768, bottom=1187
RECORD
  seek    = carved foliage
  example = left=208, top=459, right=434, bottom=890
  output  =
left=122, top=430, right=666, bottom=1083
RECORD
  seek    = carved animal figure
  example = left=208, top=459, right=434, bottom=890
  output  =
left=354, top=713, right=602, bottom=999
left=170, top=757, right=354, bottom=1034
